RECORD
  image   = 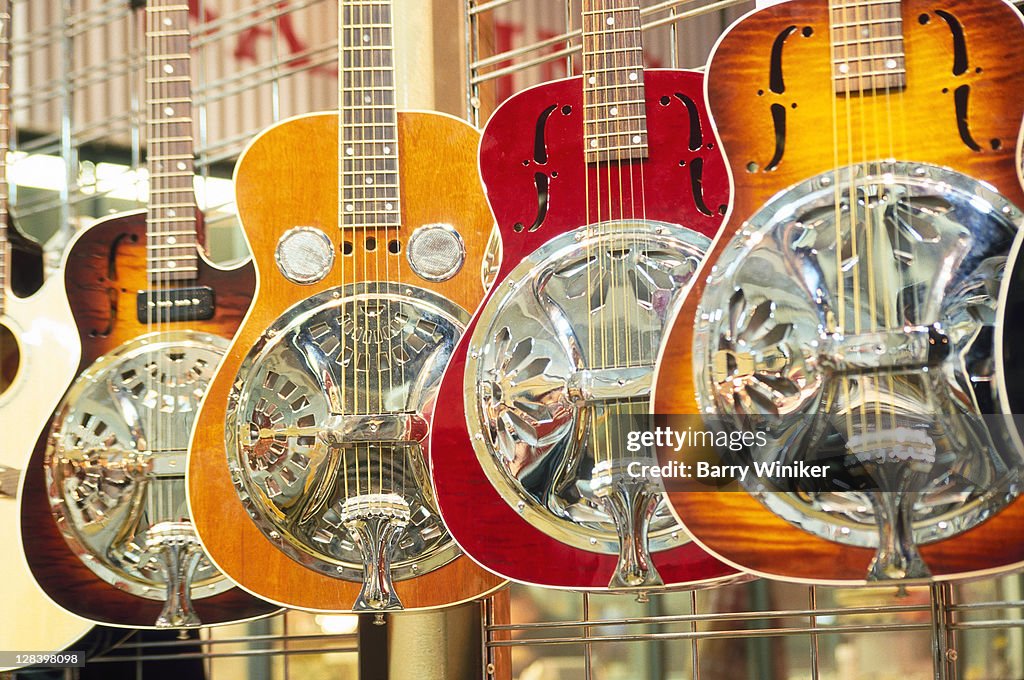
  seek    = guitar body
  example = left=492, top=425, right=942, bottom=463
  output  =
left=18, top=210, right=277, bottom=626
left=1, top=252, right=91, bottom=665
left=429, top=71, right=737, bottom=589
left=187, top=111, right=505, bottom=611
left=653, top=0, right=1024, bottom=584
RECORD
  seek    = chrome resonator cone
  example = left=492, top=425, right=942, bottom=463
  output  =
left=693, top=161, right=1024, bottom=581
left=226, top=282, right=467, bottom=611
left=465, top=219, right=709, bottom=589
left=46, top=331, right=234, bottom=627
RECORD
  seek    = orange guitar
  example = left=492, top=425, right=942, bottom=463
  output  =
left=186, top=0, right=504, bottom=612
left=653, top=0, right=1024, bottom=584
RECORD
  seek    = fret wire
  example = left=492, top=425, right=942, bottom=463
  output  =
left=833, top=35, right=903, bottom=47
left=146, top=53, right=190, bottom=61
left=583, top=100, right=646, bottom=108
left=831, top=17, right=901, bottom=29
left=835, top=52, right=905, bottom=62
left=832, top=69, right=906, bottom=80
left=151, top=202, right=196, bottom=210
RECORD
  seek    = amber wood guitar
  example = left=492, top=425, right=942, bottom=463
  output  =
left=653, top=0, right=1024, bottom=584
left=186, top=0, right=504, bottom=612
left=18, top=0, right=276, bottom=627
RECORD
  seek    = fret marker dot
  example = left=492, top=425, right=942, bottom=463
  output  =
left=167, top=236, right=177, bottom=245
left=176, top=162, right=187, bottom=170
left=163, top=18, right=172, bottom=26
left=167, top=261, right=176, bottom=268
left=588, top=76, right=597, bottom=84
left=164, top=106, right=174, bottom=116
left=163, top=64, right=174, bottom=74
left=609, top=106, right=618, bottom=116
left=628, top=72, right=638, bottom=81
left=383, top=146, right=391, bottom=154
left=363, top=33, right=371, bottom=43
left=589, top=139, right=598, bottom=148
left=632, top=135, right=641, bottom=144
left=364, top=95, right=372, bottom=104
left=168, top=209, right=176, bottom=217
left=886, top=59, right=898, bottom=69
left=365, top=177, right=373, bottom=185
left=345, top=204, right=354, bottom=212
left=385, top=203, right=393, bottom=210
left=606, top=16, right=615, bottom=25
left=346, top=147, right=354, bottom=155
left=839, top=63, right=850, bottom=74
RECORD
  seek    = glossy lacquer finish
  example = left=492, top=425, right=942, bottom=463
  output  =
left=18, top=212, right=276, bottom=626
left=430, top=71, right=737, bottom=589
left=653, top=0, right=1024, bottom=584
left=2, top=242, right=93, bottom=660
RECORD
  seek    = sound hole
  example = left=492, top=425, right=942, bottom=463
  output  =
left=0, top=323, right=21, bottom=394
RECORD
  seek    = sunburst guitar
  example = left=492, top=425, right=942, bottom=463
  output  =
left=429, top=0, right=738, bottom=590
left=653, top=0, right=1024, bottom=584
left=18, top=0, right=277, bottom=626
left=186, top=0, right=504, bottom=612
left=0, top=0, right=93, bottom=662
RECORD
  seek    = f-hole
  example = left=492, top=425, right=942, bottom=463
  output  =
left=769, top=26, right=800, bottom=95
left=765, top=104, right=787, bottom=172
left=928, top=10, right=991, bottom=152
left=513, top=103, right=568, bottom=233
left=90, top=232, right=132, bottom=337
left=953, top=85, right=982, bottom=151
left=672, top=93, right=703, bottom=151
left=755, top=25, right=812, bottom=172
left=934, top=10, right=968, bottom=76
left=688, top=158, right=715, bottom=217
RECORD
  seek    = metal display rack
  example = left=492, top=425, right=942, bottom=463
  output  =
left=4, top=1, right=1024, bottom=678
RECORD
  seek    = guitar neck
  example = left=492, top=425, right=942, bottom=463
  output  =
left=830, top=0, right=906, bottom=94
left=582, top=0, right=647, bottom=164
left=144, top=0, right=198, bottom=286
left=339, top=0, right=401, bottom=232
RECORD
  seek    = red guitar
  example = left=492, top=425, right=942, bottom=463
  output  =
left=429, top=0, right=736, bottom=589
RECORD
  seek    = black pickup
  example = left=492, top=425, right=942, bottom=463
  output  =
left=137, top=286, right=215, bottom=323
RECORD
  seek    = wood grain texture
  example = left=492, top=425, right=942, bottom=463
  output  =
left=18, top=211, right=277, bottom=626
left=429, top=70, right=740, bottom=589
left=187, top=111, right=506, bottom=611
left=653, top=0, right=1024, bottom=584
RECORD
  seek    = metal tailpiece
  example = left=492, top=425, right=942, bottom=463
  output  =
left=340, top=494, right=410, bottom=611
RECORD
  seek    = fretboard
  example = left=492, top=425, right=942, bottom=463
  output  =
left=339, top=0, right=400, bottom=231
left=145, top=0, right=198, bottom=285
left=830, top=0, right=906, bottom=94
left=0, top=0, right=11, bottom=315
left=582, top=0, right=648, bottom=164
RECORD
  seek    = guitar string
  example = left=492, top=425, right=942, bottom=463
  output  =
left=339, top=0, right=350, bottom=505
left=607, top=0, right=624, bottom=476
